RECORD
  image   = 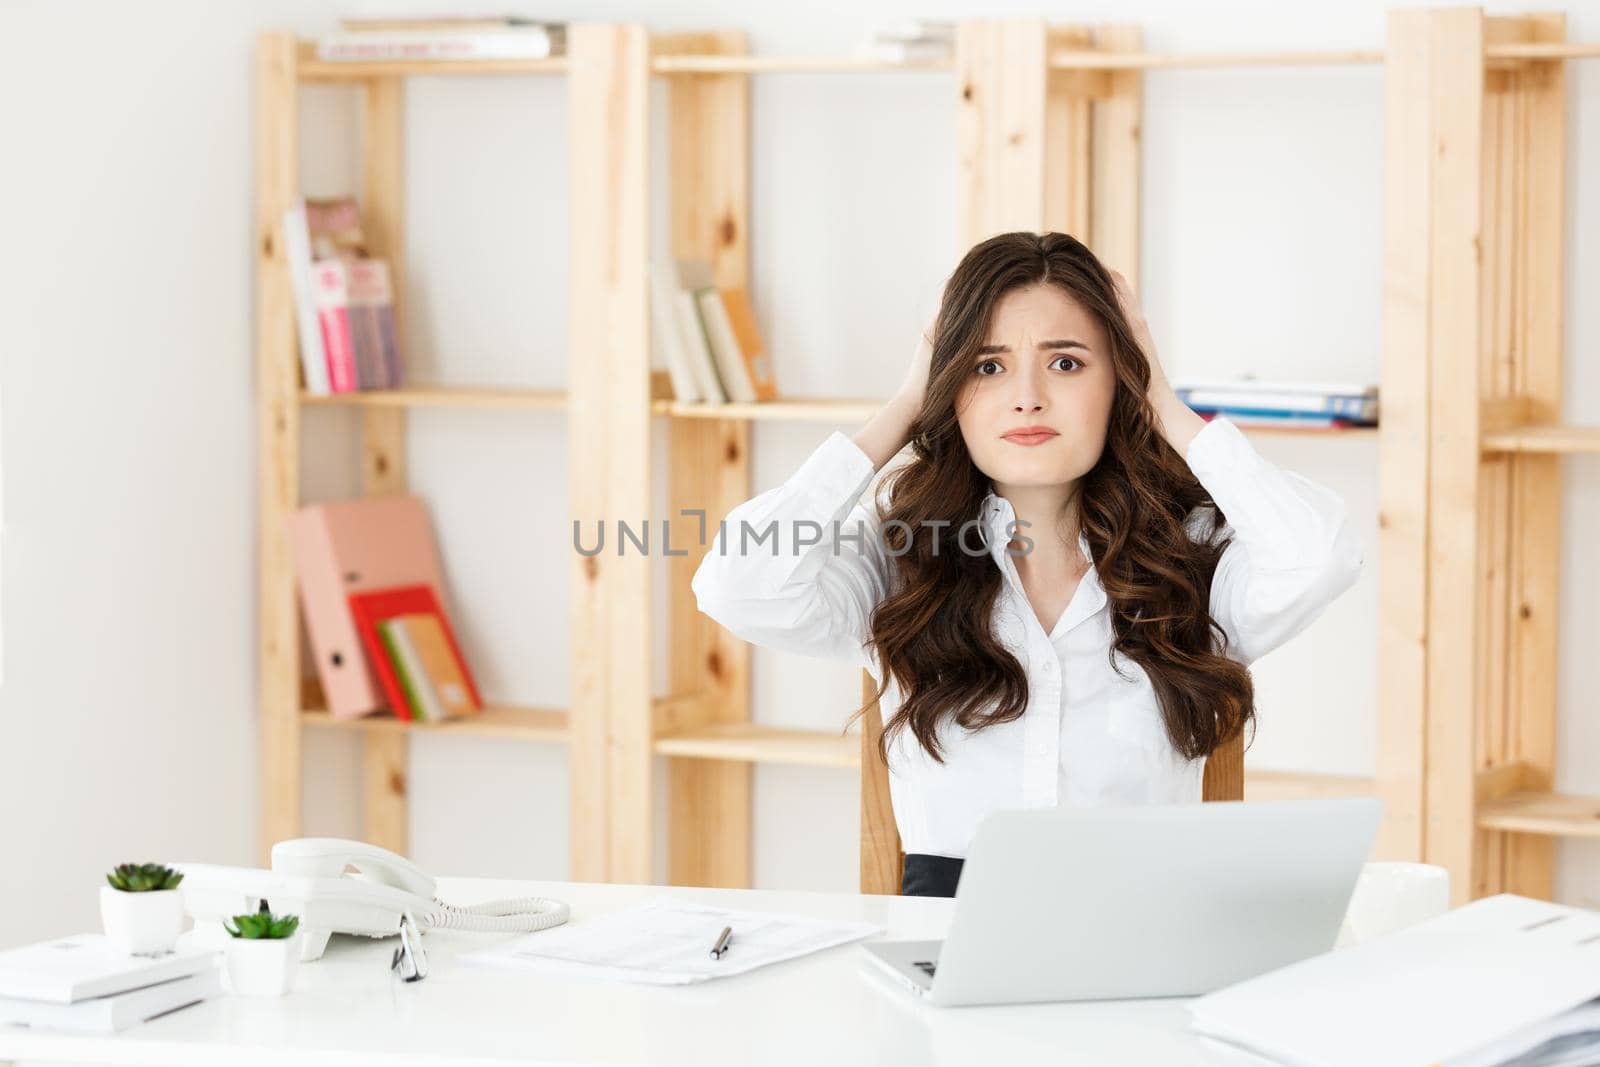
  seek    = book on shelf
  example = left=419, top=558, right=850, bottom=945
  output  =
left=348, top=583, right=484, bottom=723
left=1172, top=378, right=1379, bottom=427
left=1197, top=410, right=1367, bottom=431
left=649, top=261, right=702, bottom=403
left=289, top=495, right=452, bottom=719
left=867, top=18, right=957, bottom=43
left=854, top=39, right=955, bottom=63
left=317, top=22, right=566, bottom=62
left=0, top=933, right=222, bottom=1034
left=311, top=259, right=360, bottom=393
left=655, top=259, right=777, bottom=406
left=667, top=259, right=728, bottom=403
left=340, top=15, right=561, bottom=32
left=378, top=612, right=482, bottom=723
left=284, top=195, right=372, bottom=396
left=856, top=18, right=955, bottom=62
left=310, top=257, right=404, bottom=392
left=696, top=286, right=775, bottom=404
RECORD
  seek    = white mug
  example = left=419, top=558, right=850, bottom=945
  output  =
left=1335, top=861, right=1451, bottom=947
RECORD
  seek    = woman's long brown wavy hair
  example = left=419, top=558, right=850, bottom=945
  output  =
left=850, top=231, right=1254, bottom=766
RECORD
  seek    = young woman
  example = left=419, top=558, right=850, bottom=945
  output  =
left=690, top=231, right=1364, bottom=898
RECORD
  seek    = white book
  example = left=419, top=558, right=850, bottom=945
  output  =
left=855, top=39, right=954, bottom=64
left=649, top=263, right=702, bottom=402
left=283, top=200, right=331, bottom=396
left=696, top=289, right=758, bottom=404
left=672, top=261, right=727, bottom=404
left=0, top=967, right=221, bottom=1034
left=317, top=28, right=560, bottom=62
left=1168, top=377, right=1378, bottom=397
left=1187, top=894, right=1600, bottom=1067
left=0, top=933, right=219, bottom=1004
left=869, top=19, right=957, bottom=43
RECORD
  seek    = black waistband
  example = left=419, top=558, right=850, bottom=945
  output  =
left=901, top=853, right=965, bottom=898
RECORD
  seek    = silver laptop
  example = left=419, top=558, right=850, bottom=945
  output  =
left=861, top=796, right=1382, bottom=1007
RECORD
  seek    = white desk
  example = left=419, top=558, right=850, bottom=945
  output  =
left=0, top=877, right=1251, bottom=1067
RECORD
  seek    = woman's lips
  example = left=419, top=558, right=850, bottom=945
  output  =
left=1001, top=431, right=1059, bottom=446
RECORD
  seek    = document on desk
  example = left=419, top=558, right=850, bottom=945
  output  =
left=457, top=898, right=882, bottom=985
left=1187, top=893, right=1600, bottom=1067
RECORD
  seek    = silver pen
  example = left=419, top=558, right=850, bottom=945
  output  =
left=709, top=925, right=733, bottom=959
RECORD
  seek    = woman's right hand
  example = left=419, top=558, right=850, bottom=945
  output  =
left=895, top=307, right=939, bottom=411
left=857, top=305, right=941, bottom=470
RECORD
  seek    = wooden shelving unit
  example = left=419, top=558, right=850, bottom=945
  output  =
left=255, top=12, right=1596, bottom=900
left=1380, top=8, right=1599, bottom=905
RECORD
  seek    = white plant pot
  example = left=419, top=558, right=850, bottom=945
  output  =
left=99, top=886, right=185, bottom=955
left=224, top=931, right=301, bottom=996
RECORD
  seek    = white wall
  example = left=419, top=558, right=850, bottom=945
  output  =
left=2, top=0, right=1597, bottom=949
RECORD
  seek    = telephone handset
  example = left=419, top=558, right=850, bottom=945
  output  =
left=175, top=837, right=570, bottom=962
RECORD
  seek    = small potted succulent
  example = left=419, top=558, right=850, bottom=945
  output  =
left=222, top=902, right=301, bottom=996
left=100, top=863, right=186, bottom=955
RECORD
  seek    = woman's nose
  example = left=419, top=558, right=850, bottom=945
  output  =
left=1008, top=362, right=1046, bottom=412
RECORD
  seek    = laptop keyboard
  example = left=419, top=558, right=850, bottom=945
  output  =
left=913, top=960, right=938, bottom=977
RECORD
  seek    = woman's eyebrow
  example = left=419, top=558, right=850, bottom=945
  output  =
left=976, top=339, right=1089, bottom=354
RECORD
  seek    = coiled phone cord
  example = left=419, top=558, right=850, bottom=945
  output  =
left=418, top=895, right=571, bottom=934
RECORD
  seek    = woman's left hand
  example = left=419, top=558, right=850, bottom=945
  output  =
left=1109, top=268, right=1172, bottom=402
left=1108, top=268, right=1205, bottom=453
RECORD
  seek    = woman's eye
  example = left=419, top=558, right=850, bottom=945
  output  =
left=975, top=359, right=1000, bottom=376
left=1053, top=356, right=1083, bottom=372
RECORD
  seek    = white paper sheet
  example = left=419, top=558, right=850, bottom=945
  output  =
left=1186, top=894, right=1600, bottom=1067
left=457, top=897, right=883, bottom=985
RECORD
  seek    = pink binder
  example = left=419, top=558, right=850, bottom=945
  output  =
left=289, top=495, right=450, bottom=719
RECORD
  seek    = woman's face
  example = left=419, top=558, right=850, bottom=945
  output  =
left=955, top=282, right=1117, bottom=490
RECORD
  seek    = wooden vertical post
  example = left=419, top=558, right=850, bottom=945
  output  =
left=1376, top=11, right=1442, bottom=869
left=1381, top=8, right=1487, bottom=904
left=1478, top=13, right=1566, bottom=901
left=1090, top=24, right=1142, bottom=285
left=256, top=32, right=302, bottom=867
left=360, top=77, right=410, bottom=855
left=1042, top=25, right=1095, bottom=241
left=568, top=23, right=653, bottom=884
left=659, top=32, right=754, bottom=888
left=955, top=19, right=1049, bottom=246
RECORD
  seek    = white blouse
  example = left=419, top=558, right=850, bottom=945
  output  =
left=689, top=416, right=1364, bottom=859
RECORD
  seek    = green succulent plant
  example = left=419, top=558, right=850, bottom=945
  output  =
left=105, top=863, right=184, bottom=892
left=224, top=908, right=300, bottom=940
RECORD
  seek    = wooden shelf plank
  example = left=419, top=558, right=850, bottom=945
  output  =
left=1244, top=769, right=1376, bottom=800
left=652, top=55, right=953, bottom=74
left=297, top=46, right=568, bottom=81
left=1481, top=424, right=1600, bottom=454
left=1478, top=791, right=1600, bottom=839
left=651, top=398, right=882, bottom=422
left=290, top=40, right=1600, bottom=83
left=300, top=386, right=567, bottom=411
left=655, top=723, right=859, bottom=769
left=302, top=705, right=569, bottom=743
left=1050, top=48, right=1384, bottom=70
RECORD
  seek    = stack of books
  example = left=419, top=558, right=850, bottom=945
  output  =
left=651, top=259, right=775, bottom=405
left=283, top=196, right=404, bottom=396
left=0, top=934, right=221, bottom=1034
left=316, top=15, right=567, bottom=62
left=1170, top=378, right=1379, bottom=431
left=855, top=19, right=956, bottom=64
left=350, top=584, right=485, bottom=724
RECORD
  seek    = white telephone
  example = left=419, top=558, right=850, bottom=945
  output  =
left=174, top=838, right=570, bottom=963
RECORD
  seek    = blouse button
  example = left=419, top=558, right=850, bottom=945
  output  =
left=1041, top=660, right=1056, bottom=675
